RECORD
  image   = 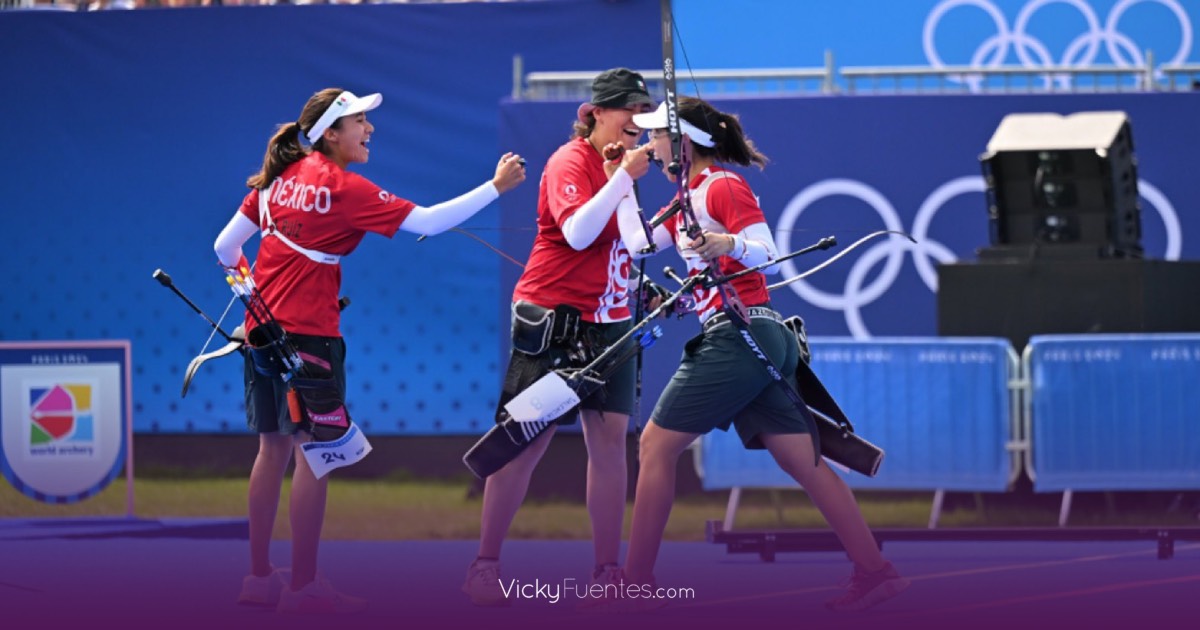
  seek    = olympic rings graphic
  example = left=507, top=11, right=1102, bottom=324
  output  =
left=775, top=176, right=1181, bottom=339
left=924, top=0, right=1194, bottom=90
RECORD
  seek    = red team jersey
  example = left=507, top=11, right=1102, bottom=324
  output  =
left=513, top=137, right=631, bottom=323
left=659, top=166, right=771, bottom=322
left=238, top=151, right=415, bottom=337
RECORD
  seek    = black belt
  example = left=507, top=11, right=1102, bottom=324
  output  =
left=702, top=306, right=783, bottom=333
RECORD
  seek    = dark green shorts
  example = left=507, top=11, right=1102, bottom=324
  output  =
left=496, top=318, right=636, bottom=424
left=650, top=314, right=811, bottom=448
left=586, top=318, right=636, bottom=416
left=244, top=334, right=347, bottom=435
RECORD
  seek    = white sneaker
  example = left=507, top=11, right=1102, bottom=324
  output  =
left=237, top=568, right=289, bottom=607
left=576, top=563, right=624, bottom=610
left=276, top=577, right=367, bottom=615
left=462, top=560, right=510, bottom=607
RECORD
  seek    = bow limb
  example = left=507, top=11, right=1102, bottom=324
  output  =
left=660, top=0, right=743, bottom=320
left=660, top=0, right=683, bottom=184
left=767, top=230, right=916, bottom=292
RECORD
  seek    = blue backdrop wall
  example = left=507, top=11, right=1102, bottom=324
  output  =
left=675, top=0, right=1199, bottom=74
left=0, top=2, right=661, bottom=435
left=2, top=1, right=1197, bottom=436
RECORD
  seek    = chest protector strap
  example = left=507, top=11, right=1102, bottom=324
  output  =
left=259, top=180, right=342, bottom=265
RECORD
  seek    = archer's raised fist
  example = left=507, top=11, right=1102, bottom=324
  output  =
left=492, top=152, right=527, bottom=194
left=619, top=144, right=654, bottom=181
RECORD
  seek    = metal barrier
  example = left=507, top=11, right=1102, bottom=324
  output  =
left=694, top=337, right=1020, bottom=529
left=697, top=334, right=1200, bottom=561
left=705, top=520, right=1200, bottom=562
left=1162, top=64, right=1200, bottom=90
left=1024, top=334, right=1200, bottom=525
left=517, top=66, right=835, bottom=100
left=841, top=64, right=1153, bottom=94
left=514, top=51, right=1200, bottom=98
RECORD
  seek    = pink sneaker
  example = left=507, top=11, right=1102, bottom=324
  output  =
left=825, top=562, right=910, bottom=612
left=237, top=568, right=288, bottom=607
left=462, top=559, right=511, bottom=607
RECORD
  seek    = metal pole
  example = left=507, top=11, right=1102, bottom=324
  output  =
left=512, top=53, right=523, bottom=100
left=1144, top=48, right=1155, bottom=91
left=823, top=49, right=835, bottom=94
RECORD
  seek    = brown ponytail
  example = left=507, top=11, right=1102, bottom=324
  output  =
left=246, top=88, right=345, bottom=190
left=572, top=113, right=597, bottom=140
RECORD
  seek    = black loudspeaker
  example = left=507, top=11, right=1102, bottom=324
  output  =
left=979, top=111, right=1142, bottom=259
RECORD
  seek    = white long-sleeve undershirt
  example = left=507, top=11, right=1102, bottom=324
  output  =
left=214, top=180, right=500, bottom=266
left=399, top=181, right=499, bottom=236
left=559, top=168, right=635, bottom=250
left=214, top=213, right=257, bottom=268
left=729, top=223, right=781, bottom=274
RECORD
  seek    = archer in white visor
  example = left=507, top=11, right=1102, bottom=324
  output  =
left=613, top=95, right=910, bottom=613
left=212, top=87, right=526, bottom=614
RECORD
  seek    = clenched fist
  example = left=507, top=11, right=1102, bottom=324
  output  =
left=602, top=143, right=654, bottom=181
left=492, top=152, right=527, bottom=194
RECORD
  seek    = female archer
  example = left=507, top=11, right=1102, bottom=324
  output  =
left=614, top=96, right=909, bottom=612
left=215, top=87, right=525, bottom=614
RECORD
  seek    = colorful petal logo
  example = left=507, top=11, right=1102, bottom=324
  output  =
left=29, top=384, right=93, bottom=447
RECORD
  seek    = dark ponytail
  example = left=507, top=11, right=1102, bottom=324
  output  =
left=679, top=97, right=769, bottom=170
left=247, top=122, right=304, bottom=189
left=246, top=88, right=344, bottom=190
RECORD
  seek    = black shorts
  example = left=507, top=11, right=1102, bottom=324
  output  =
left=651, top=313, right=811, bottom=448
left=495, top=318, right=636, bottom=425
left=244, top=334, right=347, bottom=435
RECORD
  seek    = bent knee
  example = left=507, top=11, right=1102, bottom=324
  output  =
left=637, top=422, right=690, bottom=463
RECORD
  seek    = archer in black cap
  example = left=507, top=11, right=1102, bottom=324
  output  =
left=464, top=65, right=656, bottom=604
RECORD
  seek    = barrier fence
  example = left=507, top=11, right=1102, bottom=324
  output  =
left=1025, top=334, right=1200, bottom=524
left=695, top=334, right=1200, bottom=529
left=517, top=58, right=1200, bottom=98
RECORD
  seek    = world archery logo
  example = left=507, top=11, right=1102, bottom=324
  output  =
left=27, top=383, right=96, bottom=457
left=0, top=358, right=122, bottom=503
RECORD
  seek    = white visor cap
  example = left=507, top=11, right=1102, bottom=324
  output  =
left=305, top=91, right=383, bottom=144
left=631, top=102, right=715, bottom=148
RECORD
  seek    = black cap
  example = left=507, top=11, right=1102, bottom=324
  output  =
left=577, top=68, right=655, bottom=121
left=590, top=68, right=653, bottom=107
